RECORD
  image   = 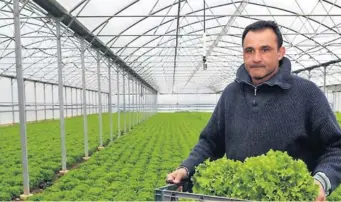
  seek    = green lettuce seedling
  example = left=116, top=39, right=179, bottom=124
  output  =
left=192, top=150, right=319, bottom=201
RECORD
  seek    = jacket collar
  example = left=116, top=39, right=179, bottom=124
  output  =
left=235, top=57, right=292, bottom=89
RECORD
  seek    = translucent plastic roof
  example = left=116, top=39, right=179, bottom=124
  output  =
left=1, top=0, right=341, bottom=94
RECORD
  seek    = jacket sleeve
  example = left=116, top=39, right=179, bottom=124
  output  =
left=180, top=93, right=226, bottom=176
left=310, top=87, right=341, bottom=194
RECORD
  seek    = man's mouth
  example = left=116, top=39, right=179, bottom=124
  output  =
left=250, top=65, right=265, bottom=68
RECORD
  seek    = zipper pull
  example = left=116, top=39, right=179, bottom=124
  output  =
left=254, top=87, right=257, bottom=96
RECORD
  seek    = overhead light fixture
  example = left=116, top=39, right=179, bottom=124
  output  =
left=202, top=0, right=207, bottom=70
left=203, top=32, right=207, bottom=70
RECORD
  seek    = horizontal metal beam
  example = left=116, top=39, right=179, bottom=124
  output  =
left=69, top=14, right=341, bottom=17
left=0, top=74, right=109, bottom=94
left=129, top=61, right=232, bottom=63
left=111, top=44, right=341, bottom=48
left=1, top=14, right=341, bottom=21
left=7, top=14, right=340, bottom=19
left=120, top=55, right=231, bottom=57
left=292, top=59, right=341, bottom=73
left=32, top=0, right=157, bottom=93
left=98, top=33, right=341, bottom=37
left=1, top=32, right=339, bottom=38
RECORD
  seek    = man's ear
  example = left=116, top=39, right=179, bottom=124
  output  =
left=278, top=46, right=286, bottom=60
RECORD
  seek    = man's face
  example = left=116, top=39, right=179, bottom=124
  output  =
left=242, top=28, right=285, bottom=83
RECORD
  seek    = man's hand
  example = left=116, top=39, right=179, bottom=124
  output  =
left=166, top=168, right=188, bottom=191
left=314, top=179, right=326, bottom=202
left=166, top=168, right=188, bottom=184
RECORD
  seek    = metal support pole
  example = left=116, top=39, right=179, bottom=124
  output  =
left=95, top=91, right=98, bottom=114
left=90, top=92, right=92, bottom=114
left=128, top=76, right=131, bottom=130
left=333, top=91, right=336, bottom=112
left=34, top=82, right=37, bottom=122
left=131, top=77, right=136, bottom=127
left=146, top=88, right=147, bottom=120
left=52, top=85, right=54, bottom=119
left=76, top=88, right=78, bottom=116
left=91, top=92, right=93, bottom=114
left=140, top=83, right=144, bottom=122
left=135, top=80, right=138, bottom=126
left=152, top=92, right=153, bottom=115
left=65, top=87, right=68, bottom=117
left=145, top=88, right=147, bottom=120
left=43, top=83, right=46, bottom=120
left=142, top=86, right=145, bottom=121
left=94, top=91, right=96, bottom=114
left=141, top=85, right=143, bottom=122
left=80, top=89, right=82, bottom=116
left=88, top=91, right=91, bottom=115
left=56, top=20, right=67, bottom=173
left=91, top=91, right=94, bottom=114
left=13, top=0, right=31, bottom=197
left=145, top=87, right=147, bottom=120
left=139, top=83, right=141, bottom=123
left=147, top=89, right=149, bottom=118
left=93, top=91, right=95, bottom=114
left=145, top=89, right=147, bottom=119
left=86, top=91, right=88, bottom=114
left=336, top=92, right=339, bottom=112
left=138, top=82, right=140, bottom=123
left=323, top=66, right=327, bottom=94
left=89, top=92, right=92, bottom=114
left=11, top=78, right=15, bottom=123
left=153, top=92, right=155, bottom=115
left=108, top=58, right=113, bottom=142
left=106, top=94, right=108, bottom=113
left=71, top=88, right=73, bottom=117
left=123, top=71, right=126, bottom=133
left=96, top=51, right=104, bottom=149
left=156, top=92, right=158, bottom=114
left=81, top=39, right=89, bottom=159
left=148, top=90, right=150, bottom=118
left=116, top=68, right=121, bottom=137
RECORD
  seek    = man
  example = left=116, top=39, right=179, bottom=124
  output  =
left=166, top=20, right=341, bottom=201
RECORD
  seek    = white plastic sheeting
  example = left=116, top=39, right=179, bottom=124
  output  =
left=0, top=0, right=340, bottom=94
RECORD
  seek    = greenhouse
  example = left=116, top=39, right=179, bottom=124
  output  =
left=0, top=0, right=341, bottom=201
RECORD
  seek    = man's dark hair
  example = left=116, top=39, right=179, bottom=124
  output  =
left=242, top=20, right=283, bottom=49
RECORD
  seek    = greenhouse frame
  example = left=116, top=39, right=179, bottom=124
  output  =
left=0, top=0, right=341, bottom=200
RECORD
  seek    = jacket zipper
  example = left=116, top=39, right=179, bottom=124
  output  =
left=236, top=79, right=258, bottom=99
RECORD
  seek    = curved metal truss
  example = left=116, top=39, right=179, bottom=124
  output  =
left=0, top=0, right=341, bottom=94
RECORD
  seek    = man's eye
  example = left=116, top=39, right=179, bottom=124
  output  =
left=262, top=48, right=269, bottom=52
left=245, top=49, right=253, bottom=53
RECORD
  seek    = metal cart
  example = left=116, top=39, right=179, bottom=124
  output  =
left=154, top=180, right=244, bottom=201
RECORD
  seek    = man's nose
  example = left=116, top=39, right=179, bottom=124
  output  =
left=252, top=51, right=262, bottom=63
